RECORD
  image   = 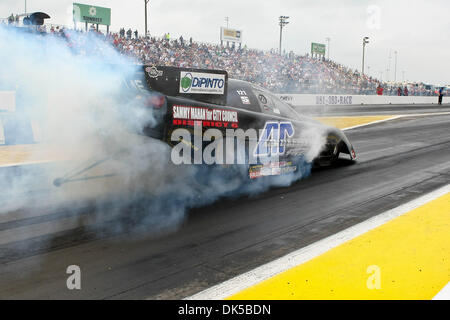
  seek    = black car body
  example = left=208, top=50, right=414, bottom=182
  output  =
left=125, top=65, right=356, bottom=179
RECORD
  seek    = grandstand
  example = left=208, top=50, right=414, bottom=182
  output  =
left=102, top=33, right=449, bottom=96
left=0, top=20, right=443, bottom=96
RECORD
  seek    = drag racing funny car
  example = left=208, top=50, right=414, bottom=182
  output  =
left=131, top=66, right=356, bottom=178
left=54, top=65, right=356, bottom=187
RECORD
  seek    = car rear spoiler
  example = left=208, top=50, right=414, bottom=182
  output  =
left=141, top=65, right=228, bottom=106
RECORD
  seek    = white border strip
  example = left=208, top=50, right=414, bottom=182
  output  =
left=186, top=184, right=450, bottom=300
left=433, top=282, right=450, bottom=300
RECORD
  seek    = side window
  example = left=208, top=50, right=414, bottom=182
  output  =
left=253, top=88, right=281, bottom=116
left=253, top=87, right=300, bottom=120
left=271, top=94, right=300, bottom=120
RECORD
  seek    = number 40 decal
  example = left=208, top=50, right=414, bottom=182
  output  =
left=254, top=122, right=295, bottom=156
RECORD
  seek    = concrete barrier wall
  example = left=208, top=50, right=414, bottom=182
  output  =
left=0, top=91, right=16, bottom=112
left=275, top=94, right=440, bottom=106
left=0, top=91, right=36, bottom=145
left=0, top=91, right=16, bottom=144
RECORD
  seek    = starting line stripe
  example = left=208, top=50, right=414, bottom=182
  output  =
left=186, top=184, right=450, bottom=300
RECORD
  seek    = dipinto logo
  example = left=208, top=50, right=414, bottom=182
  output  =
left=179, top=71, right=225, bottom=95
left=180, top=72, right=193, bottom=92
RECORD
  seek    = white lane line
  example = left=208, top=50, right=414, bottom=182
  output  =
left=433, top=282, right=450, bottom=300
left=342, top=111, right=450, bottom=131
left=396, top=111, right=450, bottom=117
left=185, top=184, right=450, bottom=300
left=342, top=116, right=402, bottom=131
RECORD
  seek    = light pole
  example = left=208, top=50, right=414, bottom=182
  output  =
left=362, top=36, right=369, bottom=75
left=144, top=0, right=150, bottom=37
left=24, top=0, right=27, bottom=14
left=325, top=37, right=331, bottom=60
left=394, top=50, right=398, bottom=83
left=225, top=16, right=229, bottom=28
left=279, top=16, right=289, bottom=55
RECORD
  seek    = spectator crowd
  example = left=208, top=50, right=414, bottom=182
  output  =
left=1, top=19, right=445, bottom=96
left=112, top=34, right=383, bottom=95
left=110, top=32, right=443, bottom=96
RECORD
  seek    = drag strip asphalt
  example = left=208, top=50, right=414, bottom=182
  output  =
left=0, top=107, right=449, bottom=299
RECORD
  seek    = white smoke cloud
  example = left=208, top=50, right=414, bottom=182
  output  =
left=0, top=26, right=324, bottom=238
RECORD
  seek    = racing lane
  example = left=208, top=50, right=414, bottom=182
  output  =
left=0, top=108, right=449, bottom=299
left=295, top=103, right=450, bottom=117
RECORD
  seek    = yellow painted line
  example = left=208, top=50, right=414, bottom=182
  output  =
left=228, top=193, right=450, bottom=300
left=315, top=115, right=397, bottom=130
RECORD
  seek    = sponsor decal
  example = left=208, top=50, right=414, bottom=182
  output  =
left=254, top=121, right=295, bottom=157
left=240, top=96, right=251, bottom=105
left=179, top=72, right=225, bottom=95
left=249, top=161, right=297, bottom=179
left=258, top=94, right=268, bottom=104
left=173, top=119, right=238, bottom=129
left=145, top=66, right=163, bottom=78
left=172, top=105, right=238, bottom=128
left=236, top=90, right=251, bottom=105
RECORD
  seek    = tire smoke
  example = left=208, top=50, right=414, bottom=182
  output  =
left=0, top=26, right=323, bottom=238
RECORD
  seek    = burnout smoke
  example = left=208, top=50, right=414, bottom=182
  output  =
left=0, top=26, right=325, bottom=236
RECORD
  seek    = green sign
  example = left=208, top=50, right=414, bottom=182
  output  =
left=311, top=42, right=326, bottom=56
left=73, top=3, right=111, bottom=26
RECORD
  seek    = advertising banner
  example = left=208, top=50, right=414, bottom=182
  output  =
left=73, top=3, right=111, bottom=26
left=311, top=42, right=326, bottom=56
left=220, top=27, right=242, bottom=43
